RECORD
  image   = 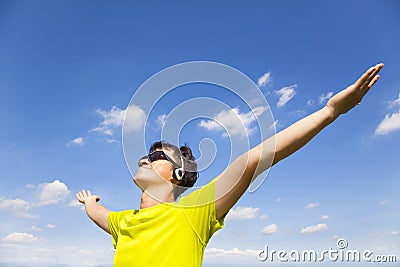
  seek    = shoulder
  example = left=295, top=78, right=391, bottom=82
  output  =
left=178, top=177, right=218, bottom=207
left=108, top=209, right=136, bottom=221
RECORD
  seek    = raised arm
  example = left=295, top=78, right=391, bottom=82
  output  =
left=215, top=63, right=384, bottom=219
left=76, top=190, right=111, bottom=234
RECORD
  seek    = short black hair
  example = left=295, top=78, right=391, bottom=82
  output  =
left=149, top=141, right=198, bottom=199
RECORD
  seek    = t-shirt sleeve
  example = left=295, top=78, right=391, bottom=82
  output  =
left=108, top=210, right=134, bottom=248
left=178, top=178, right=226, bottom=246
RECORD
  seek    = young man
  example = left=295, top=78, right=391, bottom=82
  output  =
left=77, top=63, right=384, bottom=266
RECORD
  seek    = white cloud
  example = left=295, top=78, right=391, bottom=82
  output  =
left=269, top=120, right=279, bottom=131
left=91, top=125, right=113, bottom=135
left=321, top=214, right=329, bottom=220
left=226, top=206, right=259, bottom=221
left=258, top=72, right=272, bottom=87
left=205, top=247, right=258, bottom=257
left=376, top=246, right=388, bottom=252
left=300, top=223, right=328, bottom=234
left=156, top=114, right=167, bottom=128
left=38, top=180, right=70, bottom=206
left=0, top=198, right=36, bottom=218
left=204, top=247, right=259, bottom=264
left=68, top=137, right=84, bottom=146
left=260, top=214, right=268, bottom=220
left=306, top=202, right=320, bottom=209
left=379, top=200, right=390, bottom=206
left=388, top=230, right=400, bottom=236
left=0, top=198, right=32, bottom=210
left=46, top=224, right=56, bottom=229
left=375, top=110, right=400, bottom=136
left=276, top=85, right=296, bottom=107
left=262, top=224, right=278, bottom=234
left=199, top=106, right=268, bottom=139
left=124, top=104, right=147, bottom=133
left=31, top=226, right=42, bottom=231
left=370, top=232, right=380, bottom=238
left=0, top=244, right=114, bottom=266
left=275, top=198, right=282, bottom=202
left=69, top=199, right=85, bottom=211
left=388, top=93, right=400, bottom=109
left=319, top=91, right=333, bottom=104
left=2, top=232, right=38, bottom=244
left=96, top=106, right=125, bottom=127
left=92, top=104, right=146, bottom=136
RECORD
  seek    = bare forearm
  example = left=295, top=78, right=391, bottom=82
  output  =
left=84, top=201, right=111, bottom=234
left=272, top=106, right=337, bottom=166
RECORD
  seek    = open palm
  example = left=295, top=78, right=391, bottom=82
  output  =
left=326, top=63, right=384, bottom=117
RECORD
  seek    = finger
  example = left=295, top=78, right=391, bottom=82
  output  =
left=362, top=75, right=380, bottom=96
left=82, top=190, right=88, bottom=198
left=356, top=66, right=376, bottom=87
left=356, top=63, right=384, bottom=88
left=364, top=64, right=383, bottom=86
left=360, top=65, right=383, bottom=91
left=88, top=190, right=92, bottom=197
left=368, top=75, right=380, bottom=88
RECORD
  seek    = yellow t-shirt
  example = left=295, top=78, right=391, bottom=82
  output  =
left=108, top=178, right=225, bottom=267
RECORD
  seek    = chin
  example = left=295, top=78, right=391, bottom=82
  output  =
left=133, top=168, right=165, bottom=189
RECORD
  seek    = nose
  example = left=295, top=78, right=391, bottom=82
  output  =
left=138, top=156, right=150, bottom=167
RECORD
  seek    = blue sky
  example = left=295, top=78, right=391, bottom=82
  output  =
left=0, top=1, right=399, bottom=266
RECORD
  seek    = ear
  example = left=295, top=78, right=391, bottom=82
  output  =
left=171, top=168, right=184, bottom=183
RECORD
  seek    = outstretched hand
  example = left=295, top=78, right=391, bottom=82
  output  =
left=326, top=63, right=384, bottom=117
left=76, top=190, right=100, bottom=204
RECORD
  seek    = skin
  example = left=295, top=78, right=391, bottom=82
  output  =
left=77, top=63, right=384, bottom=233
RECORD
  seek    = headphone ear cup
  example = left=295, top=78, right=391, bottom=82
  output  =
left=174, top=168, right=183, bottom=181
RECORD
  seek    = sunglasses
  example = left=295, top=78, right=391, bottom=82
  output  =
left=138, top=151, right=180, bottom=167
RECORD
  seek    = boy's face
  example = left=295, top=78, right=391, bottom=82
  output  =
left=134, top=148, right=180, bottom=190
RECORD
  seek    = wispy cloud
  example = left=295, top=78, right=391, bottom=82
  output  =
left=30, top=226, right=42, bottom=231
left=199, top=106, right=268, bottom=139
left=204, top=247, right=258, bottom=264
left=375, top=94, right=400, bottom=136
left=319, top=91, right=333, bottom=104
left=321, top=214, right=329, bottom=220
left=91, top=104, right=146, bottom=136
left=300, top=223, right=328, bottom=234
left=388, top=93, right=400, bottom=109
left=276, top=85, right=296, bottom=107
left=379, top=200, right=390, bottom=206
left=258, top=71, right=272, bottom=87
left=156, top=114, right=167, bottom=129
left=0, top=198, right=36, bottom=218
left=226, top=206, right=259, bottom=221
left=68, top=137, right=84, bottom=146
left=1, top=232, right=39, bottom=244
left=262, top=224, right=278, bottom=234
left=375, top=109, right=400, bottom=136
left=306, top=202, right=320, bottom=209
left=388, top=230, right=400, bottom=236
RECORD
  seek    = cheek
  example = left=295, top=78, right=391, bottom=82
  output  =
left=153, top=162, right=174, bottom=178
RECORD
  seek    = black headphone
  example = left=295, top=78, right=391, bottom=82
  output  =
left=173, top=155, right=184, bottom=181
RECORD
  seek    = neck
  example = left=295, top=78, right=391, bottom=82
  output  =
left=140, top=184, right=175, bottom=209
